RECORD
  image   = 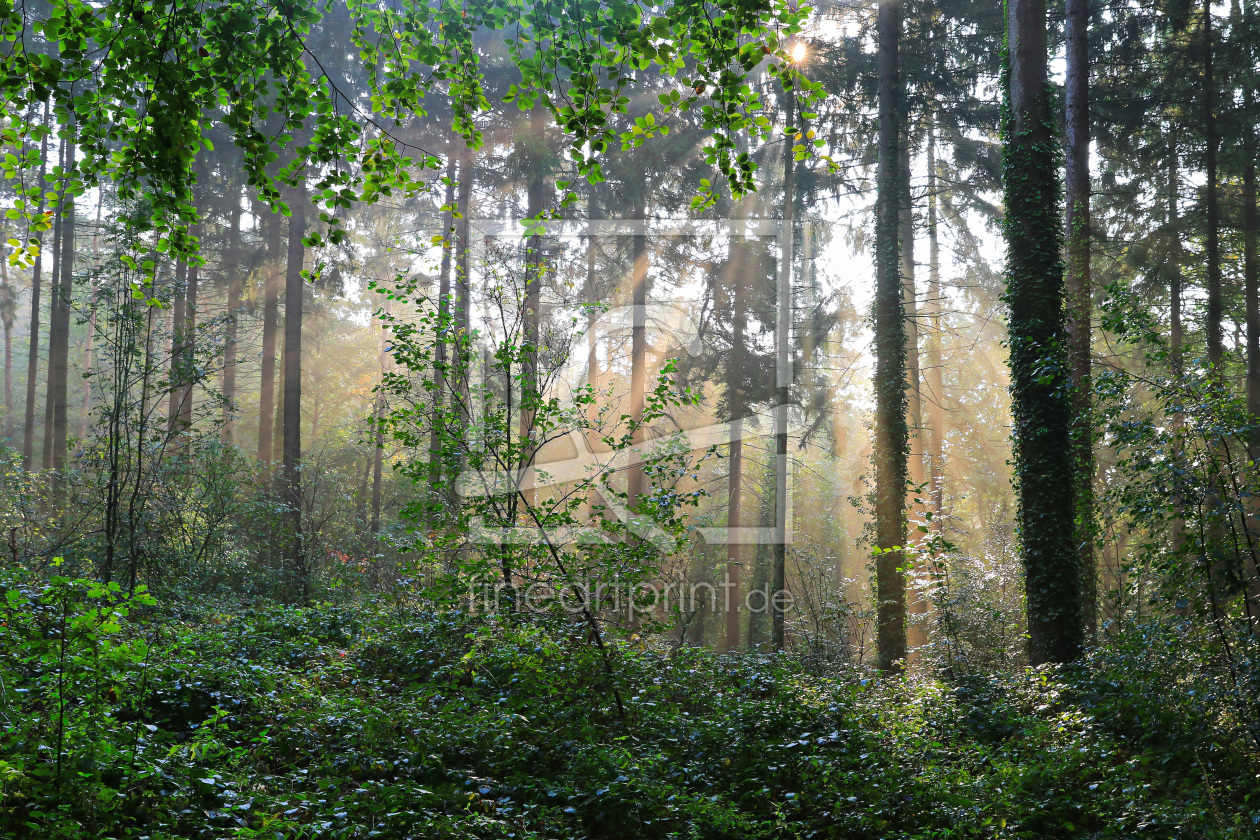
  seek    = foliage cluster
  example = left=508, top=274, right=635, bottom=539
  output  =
left=1, top=567, right=1256, bottom=839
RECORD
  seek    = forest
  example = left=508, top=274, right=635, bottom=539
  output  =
left=0, top=0, right=1258, bottom=835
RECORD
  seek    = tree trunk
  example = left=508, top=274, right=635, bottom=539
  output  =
left=177, top=242, right=200, bottom=443
left=627, top=199, right=648, bottom=507
left=1004, top=0, right=1083, bottom=664
left=41, top=138, right=64, bottom=473
left=772, top=82, right=797, bottom=652
left=1065, top=0, right=1095, bottom=640
left=1169, top=140, right=1183, bottom=373
left=221, top=193, right=243, bottom=444
left=1, top=249, right=13, bottom=441
left=1244, top=122, right=1259, bottom=418
left=78, top=197, right=103, bottom=444
left=925, top=118, right=946, bottom=528
left=723, top=217, right=749, bottom=653
left=48, top=133, right=75, bottom=490
left=428, top=147, right=457, bottom=523
left=371, top=298, right=389, bottom=534
left=521, top=107, right=547, bottom=510
left=258, top=207, right=282, bottom=464
left=168, top=261, right=187, bottom=424
left=455, top=141, right=473, bottom=417
left=1204, top=2, right=1222, bottom=372
left=283, top=184, right=307, bottom=600
left=22, top=104, right=49, bottom=471
left=901, top=136, right=928, bottom=655
left=874, top=0, right=908, bottom=672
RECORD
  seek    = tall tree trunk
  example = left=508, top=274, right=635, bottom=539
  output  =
left=22, top=104, right=49, bottom=471
left=874, top=0, right=908, bottom=672
left=41, top=138, right=64, bottom=473
left=1, top=249, right=13, bottom=441
left=1244, top=116, right=1259, bottom=418
left=773, top=82, right=797, bottom=652
left=177, top=242, right=200, bottom=443
left=221, top=193, right=243, bottom=444
left=901, top=137, right=928, bottom=655
left=48, top=133, right=75, bottom=491
left=1004, top=0, right=1083, bottom=664
left=428, top=147, right=457, bottom=523
left=520, top=107, right=547, bottom=510
left=627, top=198, right=648, bottom=507
left=925, top=118, right=946, bottom=528
left=1204, top=2, right=1222, bottom=372
left=1065, top=0, right=1095, bottom=640
left=455, top=141, right=473, bottom=418
left=283, top=184, right=307, bottom=600
left=1169, top=140, right=1183, bottom=373
left=78, top=197, right=103, bottom=444
left=258, top=207, right=282, bottom=464
left=723, top=214, right=749, bottom=653
left=273, top=341, right=284, bottom=465
left=371, top=298, right=389, bottom=534
left=168, top=261, right=187, bottom=424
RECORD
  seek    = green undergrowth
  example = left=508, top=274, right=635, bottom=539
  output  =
left=1, top=571, right=1257, bottom=839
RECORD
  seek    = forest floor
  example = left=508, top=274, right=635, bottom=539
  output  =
left=2, top=576, right=1258, bottom=838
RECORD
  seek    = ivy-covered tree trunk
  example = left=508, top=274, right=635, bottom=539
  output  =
left=1003, top=0, right=1083, bottom=664
left=874, top=0, right=908, bottom=673
left=1064, top=0, right=1095, bottom=639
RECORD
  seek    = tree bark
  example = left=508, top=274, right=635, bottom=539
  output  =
left=1004, top=0, right=1083, bottom=664
left=1065, top=0, right=1095, bottom=640
left=22, top=104, right=49, bottom=471
left=283, top=184, right=307, bottom=600
left=874, top=0, right=908, bottom=672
